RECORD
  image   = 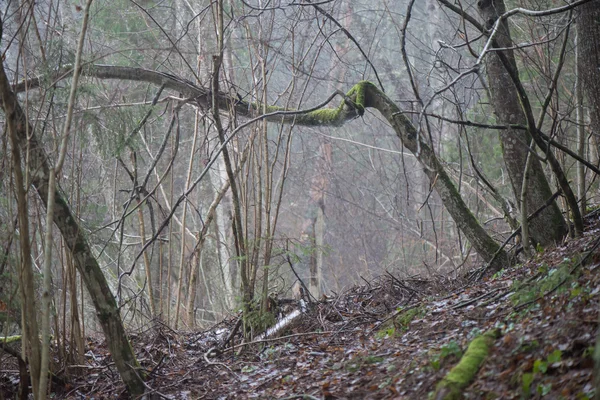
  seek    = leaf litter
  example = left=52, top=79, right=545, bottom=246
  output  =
left=3, top=214, right=600, bottom=399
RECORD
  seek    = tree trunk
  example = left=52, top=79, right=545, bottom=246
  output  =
left=576, top=27, right=587, bottom=217
left=8, top=109, right=42, bottom=400
left=478, top=0, right=567, bottom=246
left=0, top=63, right=146, bottom=397
left=305, top=141, right=331, bottom=299
left=577, top=0, right=600, bottom=178
left=361, top=83, right=510, bottom=269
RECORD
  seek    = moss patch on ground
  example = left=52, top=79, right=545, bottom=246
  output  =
left=376, top=305, right=426, bottom=338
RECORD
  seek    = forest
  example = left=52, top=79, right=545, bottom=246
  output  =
left=1, top=0, right=600, bottom=398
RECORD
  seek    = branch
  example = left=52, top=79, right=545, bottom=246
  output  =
left=300, top=1, right=385, bottom=91
left=437, top=0, right=594, bottom=32
left=14, top=63, right=364, bottom=126
left=14, top=64, right=509, bottom=268
left=129, top=86, right=363, bottom=269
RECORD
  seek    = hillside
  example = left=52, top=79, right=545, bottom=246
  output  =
left=4, top=214, right=600, bottom=399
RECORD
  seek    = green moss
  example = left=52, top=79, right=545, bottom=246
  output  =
left=265, top=104, right=286, bottom=113
left=395, top=306, right=424, bottom=330
left=257, top=81, right=374, bottom=126
left=0, top=335, right=22, bottom=343
left=376, top=306, right=426, bottom=338
left=434, top=330, right=499, bottom=400
left=351, top=81, right=373, bottom=108
left=307, top=107, right=342, bottom=123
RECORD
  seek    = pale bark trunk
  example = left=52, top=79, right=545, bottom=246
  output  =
left=136, top=202, right=156, bottom=318
left=211, top=160, right=235, bottom=308
left=174, top=107, right=200, bottom=329
left=186, top=233, right=200, bottom=328
left=305, top=142, right=331, bottom=299
left=8, top=110, right=42, bottom=400
left=315, top=206, right=325, bottom=294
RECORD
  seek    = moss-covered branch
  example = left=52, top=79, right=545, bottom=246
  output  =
left=434, top=330, right=500, bottom=400
left=0, top=335, right=22, bottom=343
left=16, top=66, right=510, bottom=269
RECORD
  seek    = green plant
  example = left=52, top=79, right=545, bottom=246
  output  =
left=547, top=350, right=562, bottom=363
left=492, top=268, right=507, bottom=279
left=241, top=365, right=257, bottom=373
left=378, top=377, right=392, bottom=389
left=577, top=389, right=594, bottom=399
left=537, top=383, right=552, bottom=396
left=583, top=346, right=595, bottom=358
left=521, top=350, right=562, bottom=398
left=376, top=305, right=425, bottom=338
left=242, top=300, right=276, bottom=335
left=515, top=338, right=539, bottom=354
left=522, top=372, right=534, bottom=397
left=511, top=258, right=580, bottom=307
left=430, top=341, right=463, bottom=371
left=394, top=306, right=425, bottom=332
left=533, top=350, right=561, bottom=374
left=344, top=354, right=384, bottom=372
left=376, top=325, right=395, bottom=339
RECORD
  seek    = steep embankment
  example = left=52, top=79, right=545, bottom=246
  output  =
left=13, top=212, right=599, bottom=399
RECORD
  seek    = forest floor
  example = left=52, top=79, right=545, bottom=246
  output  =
left=4, top=214, right=600, bottom=399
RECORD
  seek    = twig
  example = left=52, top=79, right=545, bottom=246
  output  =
left=287, top=255, right=318, bottom=303
left=480, top=289, right=512, bottom=308
left=373, top=302, right=422, bottom=330
left=203, top=349, right=239, bottom=381
left=302, top=1, right=385, bottom=92
left=224, top=317, right=242, bottom=349
left=0, top=341, right=25, bottom=362
left=222, top=331, right=333, bottom=354
left=452, top=288, right=499, bottom=310
left=279, top=395, right=321, bottom=400
left=386, top=270, right=419, bottom=296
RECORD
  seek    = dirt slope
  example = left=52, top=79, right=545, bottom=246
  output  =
left=4, top=215, right=600, bottom=400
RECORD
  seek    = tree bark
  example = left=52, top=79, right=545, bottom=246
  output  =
left=576, top=26, right=587, bottom=217
left=0, top=63, right=146, bottom=397
left=478, top=0, right=568, bottom=246
left=577, top=0, right=600, bottom=175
